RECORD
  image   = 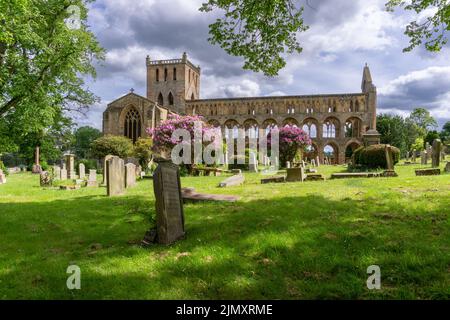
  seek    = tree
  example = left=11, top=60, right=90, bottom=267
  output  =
left=0, top=0, right=104, bottom=148
left=424, top=130, right=440, bottom=147
left=376, top=114, right=421, bottom=155
left=200, top=0, right=308, bottom=76
left=440, top=121, right=450, bottom=143
left=133, top=138, right=153, bottom=169
left=74, top=126, right=102, bottom=159
left=387, top=0, right=450, bottom=53
left=90, top=135, right=134, bottom=160
left=407, top=108, right=438, bottom=135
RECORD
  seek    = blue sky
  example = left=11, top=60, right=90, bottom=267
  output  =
left=75, top=0, right=450, bottom=130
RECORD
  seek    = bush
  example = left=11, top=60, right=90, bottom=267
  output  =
left=90, top=135, right=134, bottom=160
left=40, top=161, right=49, bottom=171
left=134, top=138, right=153, bottom=169
left=76, top=159, right=98, bottom=171
left=0, top=160, right=8, bottom=176
left=268, top=126, right=311, bottom=167
left=354, top=144, right=400, bottom=169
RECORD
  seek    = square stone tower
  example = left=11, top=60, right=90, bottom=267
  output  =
left=146, top=52, right=201, bottom=114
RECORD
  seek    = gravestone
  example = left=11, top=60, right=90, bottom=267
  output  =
left=79, top=163, right=86, bottom=179
left=248, top=152, right=258, bottom=172
left=152, top=159, right=185, bottom=245
left=219, top=174, right=245, bottom=188
left=431, top=139, right=442, bottom=168
left=40, top=171, right=53, bottom=187
left=32, top=146, right=42, bottom=174
left=102, top=155, right=114, bottom=185
left=136, top=165, right=142, bottom=179
left=286, top=161, right=291, bottom=169
left=87, top=169, right=98, bottom=187
left=415, top=168, right=441, bottom=176
left=311, top=159, right=316, bottom=167
left=316, top=156, right=320, bottom=167
left=53, top=166, right=61, bottom=181
left=445, top=162, right=450, bottom=173
left=286, top=167, right=306, bottom=182
left=125, top=163, right=137, bottom=188
left=65, top=154, right=76, bottom=180
left=301, top=160, right=306, bottom=168
left=106, top=156, right=125, bottom=196
left=0, top=169, right=6, bottom=184
left=442, top=151, right=446, bottom=161
left=420, top=151, right=427, bottom=165
left=60, top=168, right=67, bottom=180
left=383, top=144, right=398, bottom=177
left=412, top=149, right=417, bottom=163
left=261, top=176, right=286, bottom=184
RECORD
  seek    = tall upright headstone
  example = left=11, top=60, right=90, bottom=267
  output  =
left=248, top=151, right=258, bottom=172
left=421, top=151, right=427, bottom=165
left=65, top=154, right=76, bottom=180
left=87, top=169, right=98, bottom=187
left=152, top=159, right=185, bottom=245
left=60, top=168, right=67, bottom=180
left=432, top=139, right=442, bottom=168
left=102, top=155, right=114, bottom=185
left=125, top=163, right=137, bottom=188
left=106, top=156, right=125, bottom=196
left=286, top=161, right=291, bottom=169
left=412, top=149, right=417, bottom=163
left=32, top=146, right=42, bottom=174
left=79, top=163, right=86, bottom=179
left=316, top=156, right=320, bottom=167
left=53, top=166, right=61, bottom=181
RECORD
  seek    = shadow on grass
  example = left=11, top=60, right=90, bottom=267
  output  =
left=0, top=191, right=448, bottom=299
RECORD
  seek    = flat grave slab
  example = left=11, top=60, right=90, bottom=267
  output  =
left=261, top=176, right=286, bottom=184
left=181, top=188, right=239, bottom=203
left=331, top=172, right=382, bottom=179
left=415, top=168, right=441, bottom=176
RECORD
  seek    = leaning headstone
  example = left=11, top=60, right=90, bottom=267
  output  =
left=383, top=144, right=398, bottom=177
left=219, top=174, right=245, bottom=188
left=87, top=169, right=98, bottom=187
left=125, top=163, right=137, bottom=188
left=60, top=168, right=67, bottom=180
left=0, top=169, right=6, bottom=184
left=79, top=163, right=86, bottom=180
left=152, top=159, right=185, bottom=245
left=286, top=167, right=306, bottom=182
left=65, top=154, right=77, bottom=180
left=40, top=171, right=53, bottom=187
left=106, top=156, right=125, bottom=196
left=102, top=155, right=114, bottom=185
left=431, top=139, right=442, bottom=168
left=53, top=166, right=61, bottom=181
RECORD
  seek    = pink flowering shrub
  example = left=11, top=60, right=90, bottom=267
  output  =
left=268, top=126, right=311, bottom=167
left=147, top=114, right=220, bottom=172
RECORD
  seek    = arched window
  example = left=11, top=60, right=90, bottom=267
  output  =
left=323, top=121, right=336, bottom=138
left=168, top=92, right=174, bottom=105
left=158, top=92, right=164, bottom=105
left=164, top=68, right=168, bottom=81
left=173, top=68, right=177, bottom=80
left=156, top=69, right=159, bottom=82
left=124, top=108, right=141, bottom=143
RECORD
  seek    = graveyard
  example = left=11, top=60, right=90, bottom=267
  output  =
left=0, top=159, right=449, bottom=299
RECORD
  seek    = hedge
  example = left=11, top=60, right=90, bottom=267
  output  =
left=353, top=144, right=400, bottom=169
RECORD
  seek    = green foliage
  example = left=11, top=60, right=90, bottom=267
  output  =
left=386, top=0, right=450, bottom=53
left=440, top=121, right=450, bottom=143
left=354, top=144, right=400, bottom=169
left=0, top=160, right=8, bottom=176
left=133, top=138, right=153, bottom=169
left=377, top=113, right=421, bottom=155
left=90, top=135, right=134, bottom=160
left=199, top=0, right=308, bottom=76
left=74, top=126, right=102, bottom=159
left=411, top=137, right=425, bottom=152
left=408, top=108, right=438, bottom=134
left=76, top=159, right=98, bottom=171
left=0, top=0, right=104, bottom=145
left=424, top=130, right=441, bottom=147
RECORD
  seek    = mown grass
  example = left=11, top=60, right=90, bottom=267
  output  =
left=0, top=160, right=449, bottom=299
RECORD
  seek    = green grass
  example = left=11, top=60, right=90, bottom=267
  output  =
left=0, top=161, right=449, bottom=300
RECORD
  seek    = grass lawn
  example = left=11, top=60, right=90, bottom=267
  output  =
left=0, top=161, right=449, bottom=299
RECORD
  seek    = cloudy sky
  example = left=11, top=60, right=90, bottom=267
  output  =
left=76, top=0, right=450, bottom=129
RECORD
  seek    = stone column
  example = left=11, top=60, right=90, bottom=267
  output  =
left=65, top=154, right=76, bottom=180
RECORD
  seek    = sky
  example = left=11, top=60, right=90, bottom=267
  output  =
left=75, top=0, right=450, bottom=130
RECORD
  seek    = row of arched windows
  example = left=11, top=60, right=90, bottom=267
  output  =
left=156, top=67, right=177, bottom=82
left=157, top=92, right=174, bottom=106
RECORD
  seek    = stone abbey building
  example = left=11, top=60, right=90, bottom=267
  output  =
left=103, top=53, right=379, bottom=164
